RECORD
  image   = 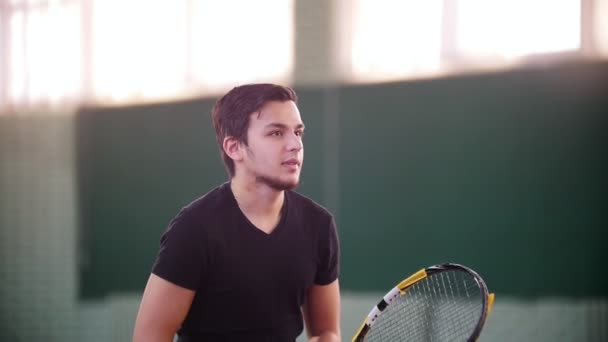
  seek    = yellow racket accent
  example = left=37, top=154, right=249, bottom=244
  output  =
left=352, top=320, right=368, bottom=342
left=397, top=268, right=427, bottom=292
left=487, top=292, right=495, bottom=316
left=351, top=269, right=428, bottom=342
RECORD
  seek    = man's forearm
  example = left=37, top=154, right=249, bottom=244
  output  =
left=308, top=331, right=340, bottom=342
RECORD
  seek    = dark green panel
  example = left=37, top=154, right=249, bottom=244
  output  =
left=77, top=62, right=608, bottom=299
left=338, top=62, right=608, bottom=297
left=76, top=98, right=226, bottom=299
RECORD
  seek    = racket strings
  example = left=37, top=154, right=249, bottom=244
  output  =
left=365, top=270, right=484, bottom=341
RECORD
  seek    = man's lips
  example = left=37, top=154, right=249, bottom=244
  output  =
left=282, top=159, right=301, bottom=166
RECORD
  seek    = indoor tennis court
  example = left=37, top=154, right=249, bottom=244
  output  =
left=1, top=0, right=607, bottom=341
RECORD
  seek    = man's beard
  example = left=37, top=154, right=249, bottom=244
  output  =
left=256, top=175, right=299, bottom=191
left=244, top=146, right=300, bottom=191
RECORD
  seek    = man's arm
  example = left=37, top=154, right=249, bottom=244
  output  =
left=132, top=273, right=195, bottom=342
left=302, top=279, right=341, bottom=342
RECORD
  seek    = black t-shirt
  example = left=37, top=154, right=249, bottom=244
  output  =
left=152, top=182, right=340, bottom=342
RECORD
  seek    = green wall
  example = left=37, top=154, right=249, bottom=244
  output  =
left=76, top=61, right=608, bottom=299
left=338, top=62, right=607, bottom=297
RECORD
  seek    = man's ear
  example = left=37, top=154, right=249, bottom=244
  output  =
left=223, top=136, right=243, bottom=161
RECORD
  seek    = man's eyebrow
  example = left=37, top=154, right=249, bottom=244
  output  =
left=264, top=123, right=306, bottom=130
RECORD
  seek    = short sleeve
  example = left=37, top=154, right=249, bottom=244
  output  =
left=314, top=215, right=340, bottom=285
left=151, top=208, right=206, bottom=290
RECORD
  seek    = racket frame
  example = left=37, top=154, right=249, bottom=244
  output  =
left=351, top=263, right=492, bottom=342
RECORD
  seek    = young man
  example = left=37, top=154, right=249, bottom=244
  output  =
left=133, top=84, right=341, bottom=342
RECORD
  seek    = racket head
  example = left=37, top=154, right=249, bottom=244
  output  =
left=352, top=263, right=491, bottom=342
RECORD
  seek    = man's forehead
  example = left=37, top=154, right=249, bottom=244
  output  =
left=251, top=101, right=302, bottom=122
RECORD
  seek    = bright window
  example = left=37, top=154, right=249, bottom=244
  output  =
left=349, top=0, right=443, bottom=81
left=191, top=0, right=293, bottom=92
left=92, top=0, right=189, bottom=102
left=457, top=0, right=580, bottom=60
left=346, top=0, right=602, bottom=82
left=5, top=1, right=82, bottom=108
left=0, top=0, right=294, bottom=113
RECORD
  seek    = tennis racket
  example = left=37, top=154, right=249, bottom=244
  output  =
left=352, top=263, right=495, bottom=342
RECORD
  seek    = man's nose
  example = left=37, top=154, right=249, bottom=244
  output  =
left=286, top=133, right=303, bottom=151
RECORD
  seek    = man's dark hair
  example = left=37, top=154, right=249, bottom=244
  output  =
left=211, top=83, right=298, bottom=177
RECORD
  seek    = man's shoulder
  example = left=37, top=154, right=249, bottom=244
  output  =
left=286, top=190, right=333, bottom=219
left=181, top=182, right=233, bottom=218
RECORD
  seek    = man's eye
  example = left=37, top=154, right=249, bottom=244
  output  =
left=295, top=131, right=304, bottom=137
left=270, top=131, right=282, bottom=136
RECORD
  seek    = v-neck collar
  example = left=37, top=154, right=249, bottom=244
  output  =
left=227, top=183, right=289, bottom=238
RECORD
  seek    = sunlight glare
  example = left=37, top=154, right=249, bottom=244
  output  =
left=9, top=12, right=25, bottom=104
left=457, top=0, right=580, bottom=59
left=190, top=0, right=293, bottom=92
left=26, top=3, right=81, bottom=106
left=93, top=0, right=188, bottom=102
left=351, top=0, right=443, bottom=81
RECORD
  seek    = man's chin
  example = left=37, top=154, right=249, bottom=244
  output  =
left=257, top=176, right=300, bottom=191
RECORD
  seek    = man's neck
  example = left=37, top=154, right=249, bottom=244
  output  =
left=230, top=176, right=285, bottom=232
